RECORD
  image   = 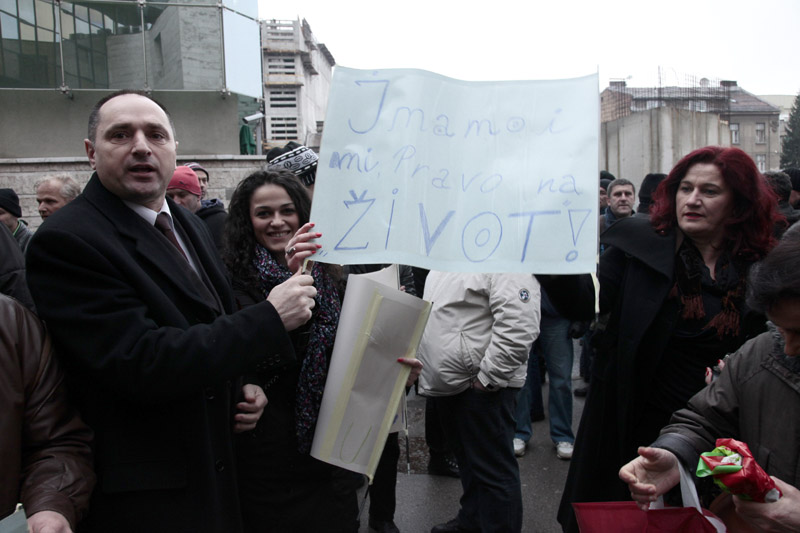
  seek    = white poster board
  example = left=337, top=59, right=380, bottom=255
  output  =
left=310, top=68, right=599, bottom=274
left=311, top=266, right=431, bottom=480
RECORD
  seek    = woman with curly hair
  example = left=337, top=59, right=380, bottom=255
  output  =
left=223, top=169, right=357, bottom=532
left=558, top=146, right=782, bottom=532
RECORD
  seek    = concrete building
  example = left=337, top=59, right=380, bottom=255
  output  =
left=600, top=80, right=781, bottom=189
left=0, top=0, right=266, bottom=229
left=759, top=94, right=797, bottom=161
left=601, top=106, right=728, bottom=193
left=260, top=18, right=335, bottom=152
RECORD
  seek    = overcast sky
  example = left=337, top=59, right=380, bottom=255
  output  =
left=257, top=0, right=800, bottom=97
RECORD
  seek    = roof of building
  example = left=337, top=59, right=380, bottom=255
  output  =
left=604, top=83, right=780, bottom=114
left=727, top=87, right=781, bottom=113
left=757, top=94, right=796, bottom=113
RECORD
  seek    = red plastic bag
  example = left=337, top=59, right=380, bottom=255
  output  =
left=573, top=501, right=720, bottom=532
left=573, top=466, right=726, bottom=532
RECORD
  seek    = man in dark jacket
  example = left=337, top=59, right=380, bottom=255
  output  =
left=0, top=188, right=33, bottom=254
left=764, top=170, right=800, bottom=235
left=184, top=162, right=227, bottom=250
left=25, top=90, right=317, bottom=532
left=0, top=224, right=34, bottom=310
left=0, top=293, right=95, bottom=533
left=784, top=167, right=800, bottom=208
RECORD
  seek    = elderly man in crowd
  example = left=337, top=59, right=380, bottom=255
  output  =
left=35, top=175, right=81, bottom=220
left=25, top=90, right=317, bottom=532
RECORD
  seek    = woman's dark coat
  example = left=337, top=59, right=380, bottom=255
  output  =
left=558, top=216, right=764, bottom=532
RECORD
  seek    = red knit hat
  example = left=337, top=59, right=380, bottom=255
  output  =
left=168, top=166, right=201, bottom=196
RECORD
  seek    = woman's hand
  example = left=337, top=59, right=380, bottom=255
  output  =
left=397, top=357, right=423, bottom=387
left=285, top=222, right=321, bottom=274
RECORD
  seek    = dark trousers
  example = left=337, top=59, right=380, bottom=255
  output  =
left=579, top=330, right=594, bottom=380
left=369, top=432, right=400, bottom=521
left=436, top=387, right=522, bottom=533
left=425, top=396, right=450, bottom=455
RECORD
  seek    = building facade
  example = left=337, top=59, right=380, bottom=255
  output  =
left=600, top=78, right=780, bottom=177
left=758, top=94, right=796, bottom=165
left=260, top=18, right=334, bottom=152
left=0, top=0, right=265, bottom=229
left=600, top=80, right=781, bottom=181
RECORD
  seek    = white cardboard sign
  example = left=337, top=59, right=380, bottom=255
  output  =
left=310, top=68, right=599, bottom=274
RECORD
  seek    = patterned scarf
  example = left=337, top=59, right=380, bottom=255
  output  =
left=670, top=240, right=748, bottom=338
left=253, top=244, right=341, bottom=453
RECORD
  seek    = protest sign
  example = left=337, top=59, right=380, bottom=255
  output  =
left=309, top=67, right=599, bottom=273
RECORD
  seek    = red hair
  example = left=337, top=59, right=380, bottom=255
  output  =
left=649, top=146, right=779, bottom=260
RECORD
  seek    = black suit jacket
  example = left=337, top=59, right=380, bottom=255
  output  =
left=26, top=174, right=294, bottom=533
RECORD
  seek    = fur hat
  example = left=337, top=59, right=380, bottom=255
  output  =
left=0, top=188, right=22, bottom=217
left=168, top=167, right=201, bottom=197
left=266, top=142, right=319, bottom=186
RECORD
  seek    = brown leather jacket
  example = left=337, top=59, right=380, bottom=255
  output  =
left=0, top=294, right=95, bottom=527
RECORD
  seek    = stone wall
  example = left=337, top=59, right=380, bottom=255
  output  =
left=0, top=156, right=266, bottom=231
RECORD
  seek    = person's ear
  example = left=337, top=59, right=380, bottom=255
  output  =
left=85, top=139, right=97, bottom=169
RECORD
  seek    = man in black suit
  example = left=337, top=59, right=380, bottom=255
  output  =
left=26, top=90, right=317, bottom=532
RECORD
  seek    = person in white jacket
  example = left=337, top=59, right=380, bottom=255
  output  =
left=418, top=271, right=540, bottom=533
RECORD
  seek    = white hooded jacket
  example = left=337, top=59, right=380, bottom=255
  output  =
left=417, top=272, right=540, bottom=397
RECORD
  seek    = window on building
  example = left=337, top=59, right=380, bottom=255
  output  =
left=755, top=154, right=766, bottom=172
left=268, top=89, right=296, bottom=108
left=730, top=123, right=739, bottom=145
left=756, top=123, right=766, bottom=144
left=267, top=56, right=295, bottom=75
left=689, top=100, right=708, bottom=112
left=263, top=20, right=294, bottom=41
left=269, top=116, right=298, bottom=141
left=1, top=0, right=233, bottom=91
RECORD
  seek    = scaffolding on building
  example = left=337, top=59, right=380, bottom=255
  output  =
left=602, top=67, right=733, bottom=123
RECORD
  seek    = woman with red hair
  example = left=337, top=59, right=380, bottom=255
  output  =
left=558, top=146, right=780, bottom=532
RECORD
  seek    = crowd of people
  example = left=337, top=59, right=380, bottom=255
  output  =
left=3, top=89, right=800, bottom=533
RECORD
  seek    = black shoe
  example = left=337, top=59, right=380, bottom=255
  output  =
left=430, top=518, right=479, bottom=533
left=428, top=453, right=460, bottom=478
left=369, top=517, right=400, bottom=533
left=573, top=385, right=589, bottom=397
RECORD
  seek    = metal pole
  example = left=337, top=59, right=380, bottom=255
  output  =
left=139, top=0, right=149, bottom=92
